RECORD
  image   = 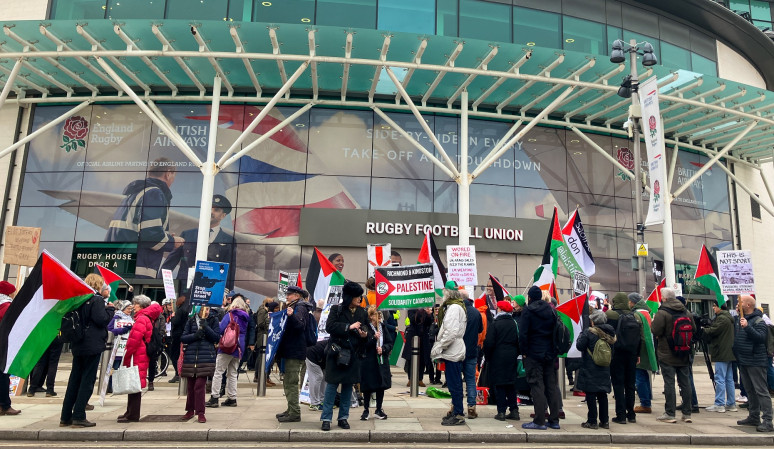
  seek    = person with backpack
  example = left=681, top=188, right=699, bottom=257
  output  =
left=703, top=301, right=737, bottom=413
left=145, top=305, right=167, bottom=391
left=60, top=274, right=115, bottom=428
left=483, top=300, right=520, bottom=422
left=118, top=295, right=162, bottom=423
left=275, top=285, right=313, bottom=422
left=651, top=287, right=696, bottom=424
left=733, top=295, right=773, bottom=432
left=205, top=297, right=250, bottom=408
left=605, top=292, right=643, bottom=424
left=575, top=308, right=617, bottom=429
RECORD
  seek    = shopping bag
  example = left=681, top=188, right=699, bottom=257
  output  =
left=113, top=359, right=141, bottom=395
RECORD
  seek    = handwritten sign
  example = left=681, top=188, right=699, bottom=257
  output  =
left=717, top=250, right=755, bottom=294
left=3, top=226, right=41, bottom=266
left=446, top=245, right=478, bottom=286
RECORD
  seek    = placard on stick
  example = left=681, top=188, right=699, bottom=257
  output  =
left=3, top=226, right=41, bottom=267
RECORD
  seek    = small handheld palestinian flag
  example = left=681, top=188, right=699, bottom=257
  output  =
left=556, top=292, right=589, bottom=358
left=694, top=244, right=728, bottom=307
left=488, top=273, right=510, bottom=301
left=95, top=264, right=129, bottom=303
left=0, top=251, right=95, bottom=377
left=646, top=278, right=666, bottom=317
left=417, top=231, right=447, bottom=296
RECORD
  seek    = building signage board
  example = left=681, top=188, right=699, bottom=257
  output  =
left=70, top=242, right=137, bottom=278
left=446, top=245, right=478, bottom=286
left=3, top=226, right=41, bottom=267
left=717, top=250, right=755, bottom=294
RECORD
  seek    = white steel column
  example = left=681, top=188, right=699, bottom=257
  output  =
left=196, top=75, right=222, bottom=263
left=0, top=100, right=91, bottom=160
left=0, top=58, right=22, bottom=111
left=662, top=192, right=676, bottom=288
left=459, top=91, right=470, bottom=245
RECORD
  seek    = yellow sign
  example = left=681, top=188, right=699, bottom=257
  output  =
left=636, top=243, right=649, bottom=257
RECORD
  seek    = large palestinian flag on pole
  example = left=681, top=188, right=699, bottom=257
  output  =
left=0, top=251, right=95, bottom=377
left=417, top=231, right=447, bottom=296
left=694, top=244, right=728, bottom=307
left=561, top=209, right=595, bottom=277
left=95, top=264, right=128, bottom=304
left=533, top=207, right=563, bottom=298
left=556, top=292, right=589, bottom=358
left=305, top=247, right=345, bottom=302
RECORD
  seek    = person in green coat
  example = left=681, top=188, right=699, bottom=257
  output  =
left=703, top=302, right=737, bottom=413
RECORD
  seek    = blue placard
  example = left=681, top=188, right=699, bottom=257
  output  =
left=265, top=310, right=288, bottom=372
left=190, top=260, right=229, bottom=306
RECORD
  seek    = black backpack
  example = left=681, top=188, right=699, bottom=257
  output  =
left=60, top=300, right=89, bottom=344
left=553, top=311, right=572, bottom=356
left=615, top=311, right=642, bottom=353
left=304, top=309, right=319, bottom=347
left=146, top=315, right=166, bottom=357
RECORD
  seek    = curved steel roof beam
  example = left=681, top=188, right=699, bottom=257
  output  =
left=472, top=49, right=532, bottom=110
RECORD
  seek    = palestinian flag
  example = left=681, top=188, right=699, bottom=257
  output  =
left=646, top=278, right=666, bottom=316
left=634, top=308, right=658, bottom=371
left=95, top=264, right=127, bottom=304
left=533, top=207, right=563, bottom=298
left=561, top=209, right=595, bottom=277
left=417, top=231, right=447, bottom=296
left=488, top=273, right=510, bottom=301
left=305, top=247, right=345, bottom=301
left=695, top=244, right=727, bottom=307
left=556, top=292, right=589, bottom=358
left=0, top=251, right=95, bottom=377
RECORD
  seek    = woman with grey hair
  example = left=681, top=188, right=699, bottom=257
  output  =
left=206, top=297, right=250, bottom=408
left=107, top=300, right=135, bottom=394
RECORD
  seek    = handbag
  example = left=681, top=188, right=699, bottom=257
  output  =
left=328, top=342, right=352, bottom=367
left=113, top=357, right=141, bottom=395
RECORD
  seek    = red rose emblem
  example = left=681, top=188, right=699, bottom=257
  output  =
left=649, top=116, right=657, bottom=131
left=60, top=116, right=89, bottom=152
left=654, top=180, right=660, bottom=195
left=617, top=147, right=635, bottom=170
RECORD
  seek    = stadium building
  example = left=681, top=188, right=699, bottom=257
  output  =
left=0, top=0, right=772, bottom=314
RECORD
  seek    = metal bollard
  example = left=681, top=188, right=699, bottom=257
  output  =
left=410, top=336, right=419, bottom=397
left=559, top=357, right=566, bottom=399
left=178, top=376, right=187, bottom=396
left=97, top=334, right=113, bottom=394
left=257, top=333, right=268, bottom=397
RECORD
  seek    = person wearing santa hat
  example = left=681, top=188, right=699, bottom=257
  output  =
left=0, top=280, right=21, bottom=416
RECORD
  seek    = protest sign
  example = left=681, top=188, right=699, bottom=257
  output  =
left=317, top=285, right=343, bottom=341
left=161, top=269, right=176, bottom=300
left=3, top=226, right=41, bottom=267
left=367, top=243, right=392, bottom=278
left=375, top=263, right=435, bottom=309
left=572, top=272, right=589, bottom=297
left=446, top=245, right=477, bottom=286
left=265, top=310, right=288, bottom=372
left=190, top=261, right=229, bottom=306
left=277, top=271, right=300, bottom=302
left=717, top=250, right=755, bottom=294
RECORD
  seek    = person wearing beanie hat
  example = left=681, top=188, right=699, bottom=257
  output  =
left=319, top=281, right=369, bottom=431
left=576, top=307, right=617, bottom=429
left=605, top=292, right=643, bottom=425
left=0, top=281, right=19, bottom=416
left=484, top=299, right=521, bottom=421
left=520, top=285, right=561, bottom=430
left=105, top=299, right=136, bottom=395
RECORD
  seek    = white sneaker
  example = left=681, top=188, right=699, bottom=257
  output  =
left=725, top=404, right=738, bottom=412
left=705, top=405, right=726, bottom=413
left=657, top=413, right=677, bottom=423
left=681, top=414, right=692, bottom=423
left=736, top=395, right=748, bottom=403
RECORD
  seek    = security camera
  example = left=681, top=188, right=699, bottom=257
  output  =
left=622, top=118, right=633, bottom=138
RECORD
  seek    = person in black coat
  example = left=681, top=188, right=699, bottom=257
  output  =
left=320, top=282, right=370, bottom=431
left=60, top=273, right=115, bottom=428
left=360, top=305, right=394, bottom=421
left=402, top=307, right=433, bottom=387
left=168, top=295, right=191, bottom=383
left=180, top=306, right=220, bottom=423
left=484, top=300, right=521, bottom=421
left=575, top=308, right=617, bottom=429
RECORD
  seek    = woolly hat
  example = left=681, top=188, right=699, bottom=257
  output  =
left=0, top=281, right=15, bottom=296
left=528, top=286, right=543, bottom=303
left=627, top=292, right=643, bottom=303
left=513, top=294, right=526, bottom=307
left=286, top=285, right=304, bottom=296
left=590, top=308, right=607, bottom=325
left=341, top=281, right=364, bottom=308
left=444, top=280, right=458, bottom=290
left=497, top=300, right=513, bottom=313
left=266, top=301, right=280, bottom=311
left=117, top=300, right=132, bottom=311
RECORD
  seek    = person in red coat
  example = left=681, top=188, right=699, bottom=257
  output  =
left=0, top=280, right=20, bottom=416
left=118, top=295, right=162, bottom=423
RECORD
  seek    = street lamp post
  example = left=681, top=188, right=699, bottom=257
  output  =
left=610, top=39, right=657, bottom=297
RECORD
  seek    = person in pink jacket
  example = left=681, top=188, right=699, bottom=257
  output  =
left=118, top=295, right=162, bottom=423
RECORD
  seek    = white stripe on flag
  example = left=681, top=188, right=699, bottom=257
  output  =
left=5, top=286, right=50, bottom=372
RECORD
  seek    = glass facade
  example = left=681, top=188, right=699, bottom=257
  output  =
left=49, top=0, right=719, bottom=75
left=18, top=103, right=732, bottom=298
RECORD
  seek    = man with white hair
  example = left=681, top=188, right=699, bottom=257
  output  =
left=651, top=287, right=696, bottom=424
left=734, top=295, right=773, bottom=432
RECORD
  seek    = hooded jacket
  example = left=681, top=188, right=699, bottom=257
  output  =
left=123, top=302, right=163, bottom=388
left=733, top=308, right=769, bottom=367
left=704, top=309, right=735, bottom=363
left=180, top=313, right=220, bottom=378
left=431, top=301, right=467, bottom=362
left=575, top=324, right=616, bottom=393
left=605, top=292, right=643, bottom=355
left=519, top=299, right=556, bottom=361
left=651, top=296, right=696, bottom=366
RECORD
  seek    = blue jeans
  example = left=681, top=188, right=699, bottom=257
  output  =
left=463, top=357, right=477, bottom=407
left=320, top=382, right=353, bottom=422
left=714, top=361, right=735, bottom=406
left=635, top=368, right=652, bottom=407
left=444, top=359, right=464, bottom=416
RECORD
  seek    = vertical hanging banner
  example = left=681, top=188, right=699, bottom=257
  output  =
left=639, top=77, right=668, bottom=226
left=446, top=245, right=478, bottom=286
left=367, top=243, right=392, bottom=279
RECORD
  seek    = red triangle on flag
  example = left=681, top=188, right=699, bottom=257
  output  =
left=296, top=270, right=303, bottom=289
left=42, top=253, right=95, bottom=301
left=374, top=269, right=396, bottom=308
left=557, top=292, right=586, bottom=323
left=315, top=247, right=339, bottom=277
left=695, top=244, right=719, bottom=278
left=95, top=264, right=124, bottom=286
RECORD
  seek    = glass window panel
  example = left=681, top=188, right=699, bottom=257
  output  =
left=371, top=178, right=432, bottom=212
left=562, top=0, right=605, bottom=22
left=253, top=0, right=314, bottom=24
left=437, top=0, right=458, bottom=37
left=691, top=53, right=718, bottom=76
left=26, top=106, right=90, bottom=172
left=468, top=119, right=515, bottom=186
left=563, top=17, right=605, bottom=55
left=622, top=6, right=658, bottom=37
left=671, top=149, right=705, bottom=208
left=729, top=1, right=751, bottom=12
left=45, top=242, right=75, bottom=267
left=518, top=0, right=560, bottom=13
left=659, top=17, right=690, bottom=46
left=616, top=228, right=634, bottom=260
left=618, top=258, right=637, bottom=292
left=701, top=159, right=729, bottom=212
left=515, top=127, right=567, bottom=191
left=237, top=105, right=309, bottom=175
left=516, top=254, right=541, bottom=289
left=470, top=184, right=514, bottom=218
left=16, top=207, right=76, bottom=241
left=378, top=0, right=435, bottom=34
left=660, top=42, right=692, bottom=71
left=228, top=0, right=250, bottom=21
left=434, top=181, right=457, bottom=213
left=20, top=172, right=84, bottom=207
left=107, top=0, right=165, bottom=19
left=235, top=173, right=305, bottom=210
left=476, top=253, right=517, bottom=290
left=606, top=1, right=622, bottom=27
left=434, top=116, right=459, bottom=181
left=137, top=206, right=199, bottom=242
left=308, top=109, right=373, bottom=176
left=50, top=0, right=106, bottom=19
left=565, top=132, right=614, bottom=195
left=671, top=205, right=705, bottom=236
left=750, top=1, right=771, bottom=21
left=166, top=0, right=228, bottom=20
left=615, top=195, right=635, bottom=230
left=690, top=29, right=717, bottom=60
left=514, top=7, right=560, bottom=48
left=582, top=226, right=618, bottom=259
left=459, top=0, right=511, bottom=43
left=704, top=211, right=732, bottom=242
left=85, top=105, right=152, bottom=172
left=579, top=257, right=619, bottom=293
left=80, top=171, right=146, bottom=206
left=566, top=193, right=617, bottom=228
left=234, top=207, right=299, bottom=240
left=234, top=244, right=302, bottom=285
left=316, top=0, right=376, bottom=29
left=515, top=187, right=568, bottom=220
left=372, top=113, right=434, bottom=180
left=337, top=176, right=371, bottom=209
left=612, top=137, right=634, bottom=198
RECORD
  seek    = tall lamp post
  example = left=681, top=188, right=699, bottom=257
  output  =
left=610, top=39, right=658, bottom=296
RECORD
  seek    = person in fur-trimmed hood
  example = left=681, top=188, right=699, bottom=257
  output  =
left=576, top=308, right=617, bottom=429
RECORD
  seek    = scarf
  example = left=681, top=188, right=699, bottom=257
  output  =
left=437, top=297, right=465, bottom=328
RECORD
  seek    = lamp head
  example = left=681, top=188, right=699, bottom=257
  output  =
left=617, top=74, right=633, bottom=99
left=610, top=39, right=626, bottom=64
left=641, top=42, right=657, bottom=66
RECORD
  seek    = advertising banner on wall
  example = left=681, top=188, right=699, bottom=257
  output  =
left=375, top=263, right=435, bottom=309
left=639, top=77, right=668, bottom=226
left=717, top=250, right=755, bottom=294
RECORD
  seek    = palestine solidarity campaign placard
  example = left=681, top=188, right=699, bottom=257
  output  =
left=375, top=263, right=435, bottom=309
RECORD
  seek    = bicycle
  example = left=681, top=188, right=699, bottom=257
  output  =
left=153, top=349, right=170, bottom=380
